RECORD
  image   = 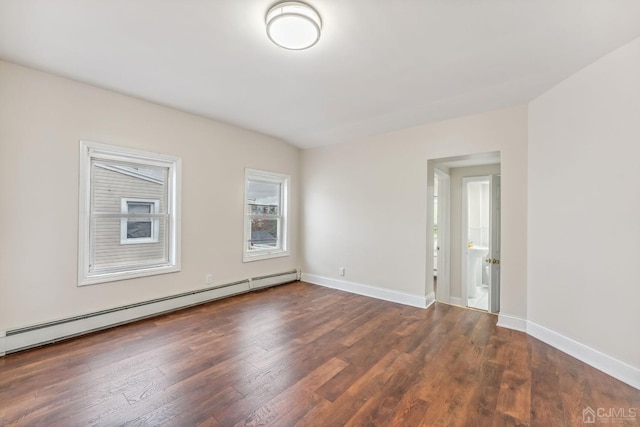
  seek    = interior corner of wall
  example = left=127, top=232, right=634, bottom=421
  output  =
left=425, top=291, right=436, bottom=309
left=496, top=313, right=527, bottom=332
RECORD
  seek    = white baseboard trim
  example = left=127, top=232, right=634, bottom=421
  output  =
left=2, top=270, right=297, bottom=356
left=497, top=315, right=639, bottom=389
left=301, top=273, right=431, bottom=309
left=425, top=291, right=436, bottom=309
left=526, top=321, right=639, bottom=390
left=448, top=297, right=464, bottom=307
left=497, top=313, right=527, bottom=332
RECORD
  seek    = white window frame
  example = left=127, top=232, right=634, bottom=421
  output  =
left=243, top=168, right=289, bottom=262
left=120, top=198, right=160, bottom=244
left=78, top=141, right=182, bottom=286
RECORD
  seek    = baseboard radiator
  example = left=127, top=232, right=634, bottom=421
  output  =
left=2, top=270, right=298, bottom=356
left=249, top=270, right=297, bottom=290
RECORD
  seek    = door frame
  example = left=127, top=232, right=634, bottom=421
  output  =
left=434, top=169, right=450, bottom=303
left=426, top=151, right=501, bottom=310
left=488, top=174, right=501, bottom=313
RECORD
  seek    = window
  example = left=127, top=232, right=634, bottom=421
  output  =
left=243, top=168, right=289, bottom=262
left=78, top=141, right=181, bottom=286
left=120, top=198, right=160, bottom=244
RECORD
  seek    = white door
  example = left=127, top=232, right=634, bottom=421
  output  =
left=488, top=174, right=501, bottom=313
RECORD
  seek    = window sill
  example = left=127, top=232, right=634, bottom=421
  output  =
left=78, top=265, right=180, bottom=286
left=119, top=239, right=160, bottom=245
left=243, top=250, right=289, bottom=263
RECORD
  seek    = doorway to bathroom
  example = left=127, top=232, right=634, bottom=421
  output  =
left=462, top=175, right=500, bottom=312
left=427, top=152, right=501, bottom=314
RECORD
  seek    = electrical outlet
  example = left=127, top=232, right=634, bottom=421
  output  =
left=339, top=267, right=345, bottom=277
left=205, top=273, right=213, bottom=284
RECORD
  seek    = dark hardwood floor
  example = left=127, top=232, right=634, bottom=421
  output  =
left=0, top=281, right=638, bottom=426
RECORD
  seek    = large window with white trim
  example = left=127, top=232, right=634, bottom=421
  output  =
left=78, top=141, right=181, bottom=286
left=243, top=168, right=289, bottom=262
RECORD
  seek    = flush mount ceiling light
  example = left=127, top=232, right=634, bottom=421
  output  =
left=266, top=1, right=322, bottom=50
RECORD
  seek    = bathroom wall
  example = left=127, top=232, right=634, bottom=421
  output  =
left=449, top=164, right=501, bottom=301
left=467, top=180, right=490, bottom=248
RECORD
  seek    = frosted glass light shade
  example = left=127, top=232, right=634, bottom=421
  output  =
left=266, top=2, right=321, bottom=50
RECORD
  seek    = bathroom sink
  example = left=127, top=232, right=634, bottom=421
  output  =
left=468, top=246, right=488, bottom=255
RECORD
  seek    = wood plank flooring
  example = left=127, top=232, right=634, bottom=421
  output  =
left=0, top=281, right=638, bottom=426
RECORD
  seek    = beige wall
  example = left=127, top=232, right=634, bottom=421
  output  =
left=528, top=37, right=640, bottom=367
left=448, top=164, right=501, bottom=300
left=301, top=106, right=528, bottom=318
left=0, top=60, right=300, bottom=331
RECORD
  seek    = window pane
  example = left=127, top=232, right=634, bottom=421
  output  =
left=128, top=202, right=153, bottom=214
left=249, top=218, right=279, bottom=249
left=91, top=159, right=168, bottom=214
left=247, top=180, right=280, bottom=215
left=243, top=169, right=288, bottom=262
left=127, top=220, right=152, bottom=239
left=92, top=217, right=168, bottom=272
left=80, top=141, right=181, bottom=285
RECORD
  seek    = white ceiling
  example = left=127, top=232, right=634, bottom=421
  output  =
left=1, top=1, right=640, bottom=149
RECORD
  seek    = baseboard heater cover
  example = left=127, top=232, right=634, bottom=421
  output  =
left=250, top=270, right=297, bottom=290
left=3, top=270, right=297, bottom=355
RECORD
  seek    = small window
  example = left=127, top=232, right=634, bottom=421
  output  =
left=78, top=141, right=181, bottom=286
left=243, top=169, right=289, bottom=262
left=120, top=198, right=160, bottom=244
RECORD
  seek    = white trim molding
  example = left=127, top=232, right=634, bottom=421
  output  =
left=497, top=313, right=527, bottom=332
left=243, top=168, right=290, bottom=263
left=78, top=140, right=182, bottom=286
left=497, top=315, right=639, bottom=390
left=301, top=273, right=434, bottom=309
left=526, top=321, right=639, bottom=390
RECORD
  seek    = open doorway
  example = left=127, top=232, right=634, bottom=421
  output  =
left=427, top=152, right=501, bottom=313
left=462, top=175, right=500, bottom=312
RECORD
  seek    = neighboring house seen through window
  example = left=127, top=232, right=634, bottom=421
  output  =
left=243, top=168, right=289, bottom=262
left=78, top=141, right=181, bottom=286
